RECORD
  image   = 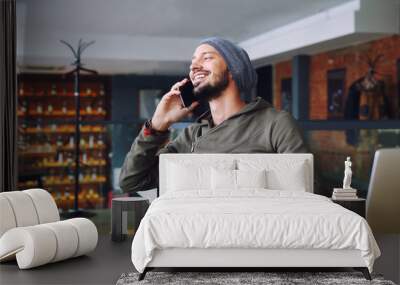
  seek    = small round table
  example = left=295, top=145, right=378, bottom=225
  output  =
left=111, top=197, right=149, bottom=242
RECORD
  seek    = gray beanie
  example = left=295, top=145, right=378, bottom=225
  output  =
left=200, top=37, right=258, bottom=93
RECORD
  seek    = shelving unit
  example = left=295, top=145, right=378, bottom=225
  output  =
left=17, top=73, right=111, bottom=211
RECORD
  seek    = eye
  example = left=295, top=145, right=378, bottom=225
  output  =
left=204, top=56, right=213, bottom=61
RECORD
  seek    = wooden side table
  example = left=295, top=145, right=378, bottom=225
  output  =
left=111, top=197, right=149, bottom=242
left=331, top=198, right=366, bottom=218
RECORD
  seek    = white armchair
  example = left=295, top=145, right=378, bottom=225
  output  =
left=0, top=188, right=98, bottom=269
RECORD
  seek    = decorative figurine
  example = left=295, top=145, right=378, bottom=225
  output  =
left=332, top=156, right=358, bottom=199
left=343, top=156, right=353, bottom=189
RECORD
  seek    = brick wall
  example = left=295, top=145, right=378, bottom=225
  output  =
left=273, top=36, right=400, bottom=195
left=274, top=35, right=400, bottom=120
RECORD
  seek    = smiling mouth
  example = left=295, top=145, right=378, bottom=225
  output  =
left=193, top=72, right=209, bottom=86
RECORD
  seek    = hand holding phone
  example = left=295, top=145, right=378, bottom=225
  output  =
left=151, top=79, right=199, bottom=131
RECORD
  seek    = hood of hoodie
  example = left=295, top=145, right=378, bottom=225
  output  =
left=195, top=96, right=272, bottom=127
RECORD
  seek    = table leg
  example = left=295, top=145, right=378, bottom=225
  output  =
left=134, top=201, right=149, bottom=232
left=111, top=201, right=124, bottom=242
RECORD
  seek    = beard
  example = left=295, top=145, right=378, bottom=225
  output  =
left=193, top=69, right=230, bottom=102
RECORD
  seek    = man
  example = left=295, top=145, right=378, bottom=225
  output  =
left=119, top=37, right=307, bottom=193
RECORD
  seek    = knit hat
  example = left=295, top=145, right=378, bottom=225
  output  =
left=200, top=37, right=258, bottom=93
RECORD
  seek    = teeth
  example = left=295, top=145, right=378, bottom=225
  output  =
left=194, top=74, right=207, bottom=81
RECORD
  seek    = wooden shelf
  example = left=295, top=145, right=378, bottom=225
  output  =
left=19, top=151, right=57, bottom=156
left=21, top=126, right=106, bottom=134
left=17, top=73, right=111, bottom=211
left=19, top=93, right=103, bottom=98
left=19, top=159, right=106, bottom=166
left=19, top=148, right=106, bottom=157
left=60, top=145, right=106, bottom=151
left=19, top=111, right=106, bottom=117
left=43, top=180, right=107, bottom=187
left=20, top=164, right=107, bottom=174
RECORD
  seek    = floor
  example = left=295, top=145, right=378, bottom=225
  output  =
left=1, top=208, right=399, bottom=285
left=0, top=235, right=134, bottom=285
left=2, top=235, right=399, bottom=285
left=0, top=208, right=134, bottom=285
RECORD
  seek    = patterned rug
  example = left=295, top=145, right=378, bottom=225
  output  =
left=116, top=271, right=396, bottom=285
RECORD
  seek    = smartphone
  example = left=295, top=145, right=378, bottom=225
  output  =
left=179, top=79, right=195, bottom=108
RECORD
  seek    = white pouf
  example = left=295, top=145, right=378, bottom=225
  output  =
left=0, top=189, right=98, bottom=269
left=23, top=188, right=60, bottom=224
left=1, top=191, right=40, bottom=227
left=0, top=196, right=17, bottom=237
left=0, top=218, right=98, bottom=269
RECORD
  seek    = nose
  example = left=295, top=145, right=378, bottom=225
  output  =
left=190, top=57, right=202, bottom=73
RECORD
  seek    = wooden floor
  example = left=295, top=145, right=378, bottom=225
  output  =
left=0, top=235, right=133, bottom=285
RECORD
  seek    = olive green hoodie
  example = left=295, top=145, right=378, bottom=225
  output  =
left=119, top=97, right=308, bottom=193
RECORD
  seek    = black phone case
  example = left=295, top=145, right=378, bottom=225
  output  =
left=180, top=80, right=195, bottom=107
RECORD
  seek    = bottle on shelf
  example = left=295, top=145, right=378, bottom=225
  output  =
left=89, top=135, right=94, bottom=148
left=82, top=153, right=88, bottom=164
left=69, top=137, right=74, bottom=148
left=60, top=192, right=68, bottom=210
left=57, top=152, right=63, bottom=164
left=19, top=82, right=24, bottom=96
left=36, top=103, right=43, bottom=114
left=62, top=101, right=68, bottom=114
left=50, top=84, right=57, bottom=96
left=56, top=136, right=63, bottom=147
left=62, top=87, right=68, bottom=96
left=47, top=104, right=53, bottom=114
left=21, top=100, right=27, bottom=114
left=86, top=104, right=93, bottom=114
left=51, top=124, right=57, bottom=132
left=99, top=84, right=105, bottom=96
left=97, top=134, right=104, bottom=146
left=91, top=169, right=97, bottom=181
left=85, top=87, right=92, bottom=96
left=78, top=191, right=86, bottom=209
left=96, top=100, right=104, bottom=115
left=83, top=171, right=93, bottom=182
left=66, top=152, right=73, bottom=165
left=65, top=192, right=74, bottom=209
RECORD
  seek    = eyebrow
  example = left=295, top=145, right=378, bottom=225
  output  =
left=191, top=51, right=218, bottom=60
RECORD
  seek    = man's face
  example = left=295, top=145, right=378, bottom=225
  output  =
left=189, top=44, right=230, bottom=101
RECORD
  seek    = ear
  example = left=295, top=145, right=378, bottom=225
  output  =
left=228, top=71, right=234, bottom=80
